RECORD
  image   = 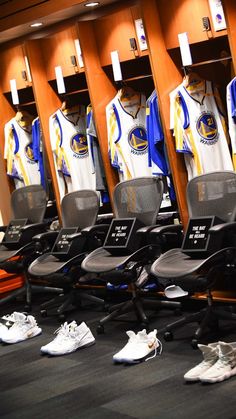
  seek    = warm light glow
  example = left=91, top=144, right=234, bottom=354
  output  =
left=84, top=2, right=100, bottom=7
left=30, top=22, right=43, bottom=28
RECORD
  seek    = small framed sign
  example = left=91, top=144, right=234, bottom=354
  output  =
left=182, top=216, right=224, bottom=255
left=103, top=218, right=143, bottom=255
left=4, top=219, right=28, bottom=244
left=52, top=227, right=79, bottom=255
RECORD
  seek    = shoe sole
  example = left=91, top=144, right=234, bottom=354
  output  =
left=200, top=366, right=236, bottom=383
left=42, top=338, right=96, bottom=356
left=114, top=348, right=157, bottom=364
left=2, top=328, right=42, bottom=344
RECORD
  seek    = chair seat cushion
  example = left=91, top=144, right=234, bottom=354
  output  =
left=28, top=254, right=69, bottom=277
left=81, top=247, right=132, bottom=273
left=151, top=248, right=207, bottom=279
left=0, top=246, right=21, bottom=263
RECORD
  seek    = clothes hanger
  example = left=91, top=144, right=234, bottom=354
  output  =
left=15, top=107, right=34, bottom=126
left=117, top=83, right=140, bottom=103
left=183, top=71, right=203, bottom=89
left=60, top=96, right=81, bottom=115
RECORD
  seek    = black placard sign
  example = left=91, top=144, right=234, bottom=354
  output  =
left=182, top=216, right=224, bottom=255
left=52, top=227, right=78, bottom=255
left=4, top=219, right=28, bottom=243
left=103, top=218, right=143, bottom=255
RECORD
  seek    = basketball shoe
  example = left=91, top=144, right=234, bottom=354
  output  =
left=1, top=312, right=42, bottom=344
left=184, top=342, right=219, bottom=382
left=40, top=321, right=95, bottom=356
left=113, top=329, right=162, bottom=364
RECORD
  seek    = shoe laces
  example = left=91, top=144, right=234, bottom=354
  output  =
left=54, top=321, right=77, bottom=342
left=145, top=338, right=163, bottom=362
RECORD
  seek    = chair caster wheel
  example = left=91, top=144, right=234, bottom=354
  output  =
left=164, top=331, right=173, bottom=342
left=97, top=324, right=104, bottom=334
left=40, top=310, right=47, bottom=318
left=191, top=339, right=199, bottom=349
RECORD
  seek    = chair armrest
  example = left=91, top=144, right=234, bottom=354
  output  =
left=150, top=224, right=183, bottom=235
left=21, top=222, right=47, bottom=232
left=81, top=224, right=110, bottom=236
left=66, top=232, right=83, bottom=242
left=209, top=222, right=236, bottom=234
left=136, top=225, right=161, bottom=235
left=149, top=224, right=183, bottom=250
left=32, top=231, right=59, bottom=243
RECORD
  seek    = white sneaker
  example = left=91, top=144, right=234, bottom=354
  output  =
left=1, top=312, right=42, bottom=344
left=184, top=342, right=218, bottom=382
left=199, top=341, right=236, bottom=383
left=0, top=312, right=19, bottom=341
left=113, top=329, right=162, bottom=364
left=40, top=321, right=95, bottom=356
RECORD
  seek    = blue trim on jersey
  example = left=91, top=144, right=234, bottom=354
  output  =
left=11, top=124, right=19, bottom=154
left=146, top=91, right=168, bottom=175
left=176, top=148, right=192, bottom=154
left=230, top=79, right=236, bottom=120
left=178, top=91, right=190, bottom=130
left=32, top=118, right=47, bottom=189
left=112, top=104, right=122, bottom=144
left=55, top=115, right=63, bottom=147
left=108, top=149, right=120, bottom=169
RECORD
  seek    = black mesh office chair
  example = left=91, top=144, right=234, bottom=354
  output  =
left=150, top=171, right=236, bottom=348
left=0, top=185, right=49, bottom=307
left=28, top=189, right=108, bottom=319
left=81, top=177, right=182, bottom=334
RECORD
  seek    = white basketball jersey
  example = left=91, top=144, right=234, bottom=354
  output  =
left=106, top=92, right=152, bottom=180
left=173, top=80, right=233, bottom=180
left=4, top=117, right=40, bottom=188
left=50, top=107, right=96, bottom=194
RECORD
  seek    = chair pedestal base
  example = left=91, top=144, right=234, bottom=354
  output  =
left=97, top=294, right=181, bottom=332
left=157, top=304, right=236, bottom=348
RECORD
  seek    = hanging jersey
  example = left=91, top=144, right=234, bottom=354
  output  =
left=50, top=107, right=96, bottom=192
left=49, top=113, right=66, bottom=201
left=226, top=77, right=236, bottom=169
left=146, top=90, right=169, bottom=176
left=32, top=117, right=47, bottom=189
left=173, top=80, right=233, bottom=180
left=86, top=105, right=106, bottom=192
left=4, top=117, right=40, bottom=187
left=106, top=92, right=152, bottom=180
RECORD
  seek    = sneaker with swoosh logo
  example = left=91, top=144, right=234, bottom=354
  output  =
left=113, top=329, right=162, bottom=364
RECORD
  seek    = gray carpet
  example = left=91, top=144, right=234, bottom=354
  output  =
left=0, top=295, right=236, bottom=419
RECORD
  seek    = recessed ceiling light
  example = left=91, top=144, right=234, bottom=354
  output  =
left=30, top=22, right=43, bottom=28
left=84, top=2, right=100, bottom=7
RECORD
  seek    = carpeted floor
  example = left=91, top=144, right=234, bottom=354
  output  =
left=0, top=292, right=236, bottom=419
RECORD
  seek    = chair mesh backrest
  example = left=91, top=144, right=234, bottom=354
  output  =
left=11, top=185, right=47, bottom=223
left=113, top=177, right=164, bottom=225
left=187, top=171, right=236, bottom=222
left=61, top=190, right=100, bottom=228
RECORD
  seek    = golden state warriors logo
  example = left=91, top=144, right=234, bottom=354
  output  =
left=196, top=112, right=218, bottom=145
left=25, top=143, right=35, bottom=161
left=128, top=127, right=148, bottom=154
left=71, top=133, right=88, bottom=157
